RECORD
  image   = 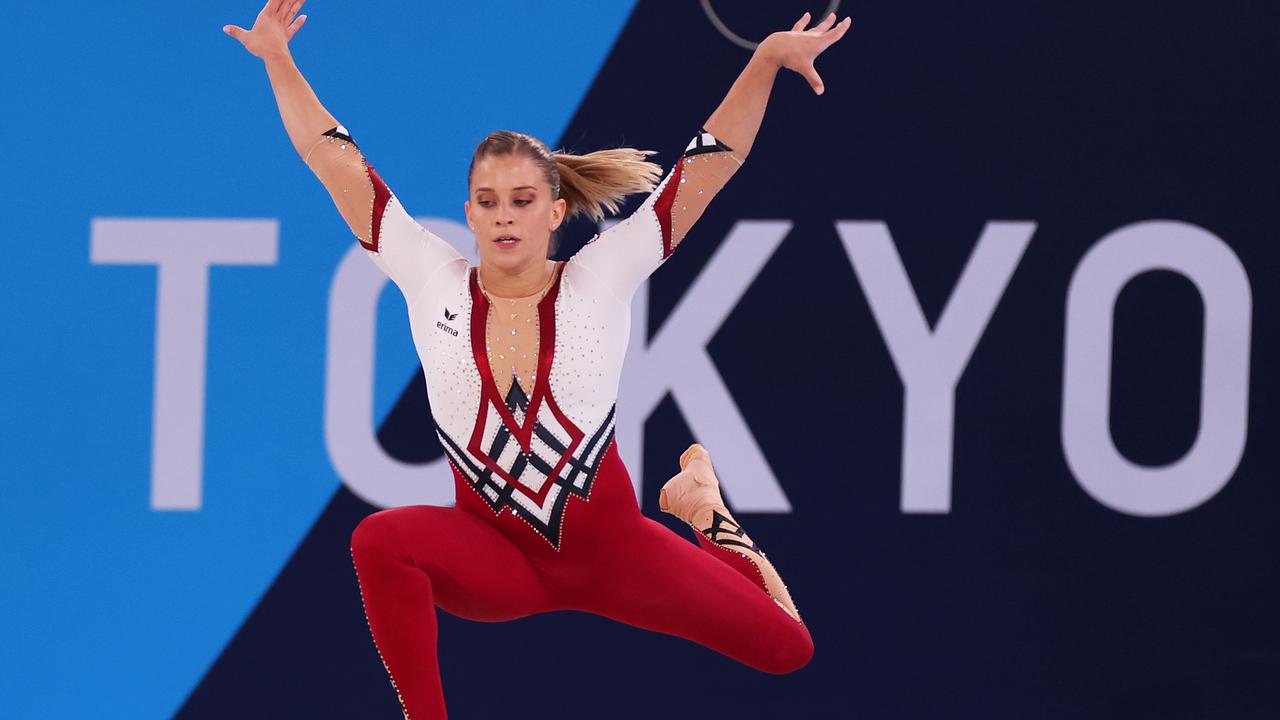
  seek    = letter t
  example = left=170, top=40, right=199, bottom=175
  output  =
left=91, top=218, right=278, bottom=510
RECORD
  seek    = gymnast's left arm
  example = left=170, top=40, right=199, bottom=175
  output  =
left=574, top=12, right=852, bottom=300
left=705, top=11, right=851, bottom=156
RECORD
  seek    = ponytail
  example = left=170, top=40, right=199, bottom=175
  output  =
left=469, top=131, right=663, bottom=225
left=553, top=148, right=663, bottom=224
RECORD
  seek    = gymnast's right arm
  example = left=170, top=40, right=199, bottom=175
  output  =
left=224, top=0, right=463, bottom=306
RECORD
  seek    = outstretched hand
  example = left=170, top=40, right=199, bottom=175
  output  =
left=759, top=12, right=852, bottom=95
left=223, top=0, right=309, bottom=59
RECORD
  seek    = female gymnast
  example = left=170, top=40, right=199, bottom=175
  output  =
left=224, top=2, right=850, bottom=716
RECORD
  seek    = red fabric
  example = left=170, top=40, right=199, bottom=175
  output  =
left=361, top=163, right=393, bottom=253
left=652, top=159, right=684, bottom=259
left=694, top=526, right=772, bottom=595
left=463, top=267, right=586, bottom=508
left=350, top=439, right=813, bottom=719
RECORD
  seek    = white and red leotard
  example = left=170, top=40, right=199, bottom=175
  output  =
left=308, top=125, right=812, bottom=718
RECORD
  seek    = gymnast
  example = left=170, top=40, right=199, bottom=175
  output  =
left=224, top=2, right=850, bottom=716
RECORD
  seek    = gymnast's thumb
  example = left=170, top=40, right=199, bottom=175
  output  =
left=222, top=24, right=247, bottom=42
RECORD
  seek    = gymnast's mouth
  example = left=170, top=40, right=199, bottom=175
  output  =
left=495, top=234, right=522, bottom=246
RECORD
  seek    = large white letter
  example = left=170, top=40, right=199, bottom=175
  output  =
left=618, top=220, right=793, bottom=511
left=837, top=221, right=1034, bottom=513
left=91, top=218, right=278, bottom=510
left=1062, top=221, right=1251, bottom=516
left=325, top=218, right=476, bottom=508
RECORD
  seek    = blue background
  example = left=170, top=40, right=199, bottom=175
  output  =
left=1, top=2, right=634, bottom=717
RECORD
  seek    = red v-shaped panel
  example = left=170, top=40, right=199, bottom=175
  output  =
left=464, top=267, right=586, bottom=505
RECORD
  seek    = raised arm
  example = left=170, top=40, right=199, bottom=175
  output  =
left=703, top=12, right=851, bottom=158
left=571, top=11, right=852, bottom=301
left=224, top=0, right=463, bottom=306
left=663, top=11, right=854, bottom=251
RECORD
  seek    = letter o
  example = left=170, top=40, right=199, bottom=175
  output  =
left=1062, top=221, right=1252, bottom=516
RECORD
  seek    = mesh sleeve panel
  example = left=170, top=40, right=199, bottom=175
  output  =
left=304, top=124, right=465, bottom=306
left=569, top=127, right=743, bottom=302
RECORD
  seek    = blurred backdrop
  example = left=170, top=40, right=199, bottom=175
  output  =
left=1, top=1, right=1276, bottom=718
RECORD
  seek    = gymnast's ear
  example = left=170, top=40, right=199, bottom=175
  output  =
left=550, top=197, right=566, bottom=231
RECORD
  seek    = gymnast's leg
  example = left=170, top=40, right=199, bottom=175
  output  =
left=660, top=444, right=802, bottom=622
left=576, top=445, right=813, bottom=674
left=350, top=505, right=555, bottom=719
left=582, top=512, right=813, bottom=675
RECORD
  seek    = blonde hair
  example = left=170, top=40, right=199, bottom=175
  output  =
left=468, top=130, right=663, bottom=225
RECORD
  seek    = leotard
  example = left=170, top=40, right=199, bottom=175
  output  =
left=308, top=125, right=812, bottom=718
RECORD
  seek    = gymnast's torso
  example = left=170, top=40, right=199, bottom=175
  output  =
left=306, top=125, right=743, bottom=553
left=399, top=244, right=637, bottom=552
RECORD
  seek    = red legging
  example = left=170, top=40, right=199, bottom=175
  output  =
left=349, top=440, right=813, bottom=718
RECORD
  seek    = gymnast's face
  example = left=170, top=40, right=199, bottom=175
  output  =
left=465, top=153, right=566, bottom=275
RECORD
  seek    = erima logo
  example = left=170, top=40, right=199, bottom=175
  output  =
left=436, top=307, right=459, bottom=336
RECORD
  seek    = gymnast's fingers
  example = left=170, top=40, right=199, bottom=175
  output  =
left=811, top=12, right=838, bottom=34
left=802, top=60, right=825, bottom=96
left=284, top=0, right=304, bottom=26
left=820, top=16, right=852, bottom=49
left=287, top=13, right=308, bottom=39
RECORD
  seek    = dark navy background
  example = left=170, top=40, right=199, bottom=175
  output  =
left=178, top=2, right=1278, bottom=717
